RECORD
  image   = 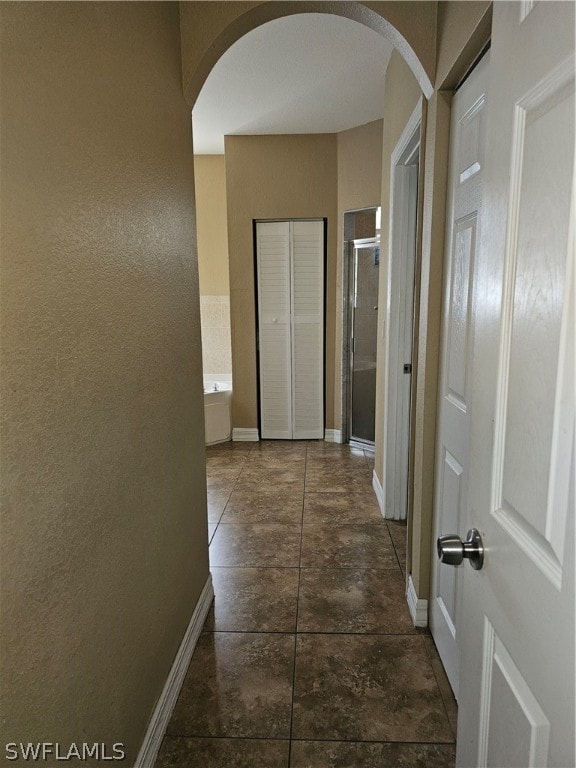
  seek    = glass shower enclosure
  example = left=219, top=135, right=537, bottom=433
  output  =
left=348, top=237, right=379, bottom=446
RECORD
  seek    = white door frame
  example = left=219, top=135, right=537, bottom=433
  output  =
left=381, top=99, right=422, bottom=521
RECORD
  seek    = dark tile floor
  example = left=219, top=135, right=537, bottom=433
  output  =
left=156, top=441, right=457, bottom=767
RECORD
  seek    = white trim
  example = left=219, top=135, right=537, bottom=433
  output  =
left=134, top=575, right=214, bottom=768
left=381, top=99, right=422, bottom=522
left=391, top=100, right=423, bottom=167
left=232, top=428, right=259, bottom=442
left=324, top=429, right=342, bottom=443
left=406, top=574, right=428, bottom=628
left=372, top=469, right=385, bottom=516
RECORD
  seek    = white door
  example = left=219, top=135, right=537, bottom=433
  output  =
left=430, top=54, right=489, bottom=697
left=291, top=220, right=325, bottom=439
left=256, top=220, right=324, bottom=440
left=454, top=3, right=575, bottom=766
left=385, top=112, right=420, bottom=521
left=256, top=221, right=293, bottom=439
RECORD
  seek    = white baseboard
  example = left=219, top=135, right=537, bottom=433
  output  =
left=324, top=429, right=342, bottom=443
left=134, top=574, right=214, bottom=768
left=232, top=428, right=259, bottom=442
left=372, top=469, right=385, bottom=517
left=406, top=574, right=428, bottom=628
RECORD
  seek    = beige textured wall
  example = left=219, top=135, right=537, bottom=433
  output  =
left=336, top=119, right=384, bottom=432
left=194, top=155, right=230, bottom=295
left=436, top=1, right=492, bottom=88
left=0, top=2, right=208, bottom=760
left=224, top=134, right=338, bottom=430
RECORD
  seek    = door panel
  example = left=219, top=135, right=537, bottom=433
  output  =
left=291, top=220, right=324, bottom=440
left=256, top=220, right=324, bottom=440
left=430, top=54, right=489, bottom=697
left=256, top=222, right=292, bottom=439
left=457, top=3, right=575, bottom=766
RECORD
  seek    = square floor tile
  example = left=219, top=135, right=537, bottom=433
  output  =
left=387, top=520, right=407, bottom=554
left=207, top=489, right=232, bottom=522
left=206, top=476, right=238, bottom=493
left=210, top=524, right=301, bottom=567
left=305, top=443, right=366, bottom=459
left=207, top=523, right=218, bottom=544
left=166, top=633, right=294, bottom=738
left=303, top=492, right=382, bottom=525
left=239, top=466, right=305, bottom=484
left=292, top=634, right=454, bottom=742
left=297, top=569, right=416, bottom=633
left=221, top=488, right=303, bottom=524
left=423, top=635, right=458, bottom=738
left=206, top=442, right=253, bottom=457
left=300, top=523, right=397, bottom=568
left=234, top=476, right=304, bottom=494
left=305, top=467, right=373, bottom=493
left=206, top=567, right=299, bottom=632
left=290, top=741, right=455, bottom=767
left=206, top=464, right=244, bottom=478
left=253, top=441, right=307, bottom=456
left=246, top=451, right=306, bottom=468
left=156, top=737, right=289, bottom=768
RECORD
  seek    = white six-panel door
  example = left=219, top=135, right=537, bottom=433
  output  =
left=430, top=53, right=489, bottom=698
left=256, top=220, right=324, bottom=440
left=456, top=3, right=575, bottom=766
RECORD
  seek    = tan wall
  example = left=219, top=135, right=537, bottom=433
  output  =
left=436, top=1, right=492, bottom=88
left=194, top=155, right=230, bottom=295
left=336, top=119, right=384, bottom=431
left=0, top=3, right=208, bottom=760
left=224, top=134, right=338, bottom=430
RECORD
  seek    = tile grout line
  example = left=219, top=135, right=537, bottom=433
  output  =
left=209, top=443, right=254, bottom=534
left=385, top=520, right=406, bottom=575
left=287, top=441, right=308, bottom=766
left=421, top=634, right=458, bottom=743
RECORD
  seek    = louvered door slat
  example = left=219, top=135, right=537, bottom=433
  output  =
left=291, top=220, right=324, bottom=439
left=256, top=221, right=292, bottom=438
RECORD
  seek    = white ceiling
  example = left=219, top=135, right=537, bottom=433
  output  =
left=192, top=13, right=393, bottom=154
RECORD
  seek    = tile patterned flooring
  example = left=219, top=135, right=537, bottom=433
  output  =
left=156, top=440, right=457, bottom=767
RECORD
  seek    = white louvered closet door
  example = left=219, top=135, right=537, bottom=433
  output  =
left=256, top=222, right=292, bottom=439
left=291, top=220, right=324, bottom=439
left=256, top=220, right=324, bottom=440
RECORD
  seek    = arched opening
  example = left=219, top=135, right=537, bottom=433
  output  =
left=190, top=10, right=426, bottom=536
left=179, top=9, right=450, bottom=767
left=181, top=1, right=434, bottom=110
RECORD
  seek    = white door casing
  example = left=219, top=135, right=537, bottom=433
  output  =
left=256, top=220, right=324, bottom=440
left=430, top=53, right=489, bottom=698
left=456, top=4, right=575, bottom=767
left=383, top=100, right=421, bottom=521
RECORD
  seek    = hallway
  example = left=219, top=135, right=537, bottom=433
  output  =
left=155, top=441, right=457, bottom=767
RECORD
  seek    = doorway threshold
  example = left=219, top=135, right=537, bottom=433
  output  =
left=349, top=438, right=375, bottom=452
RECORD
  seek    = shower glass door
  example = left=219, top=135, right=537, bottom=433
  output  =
left=349, top=239, right=379, bottom=445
